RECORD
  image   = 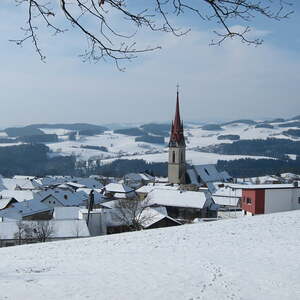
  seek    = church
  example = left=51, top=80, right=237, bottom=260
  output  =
left=167, top=88, right=231, bottom=189
left=168, top=88, right=186, bottom=184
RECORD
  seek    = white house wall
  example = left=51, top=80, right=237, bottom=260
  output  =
left=291, top=188, right=300, bottom=210
left=265, top=189, right=293, bottom=214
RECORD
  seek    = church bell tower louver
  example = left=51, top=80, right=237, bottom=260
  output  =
left=168, top=86, right=186, bottom=184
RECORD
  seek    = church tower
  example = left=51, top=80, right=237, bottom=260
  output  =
left=168, top=87, right=186, bottom=184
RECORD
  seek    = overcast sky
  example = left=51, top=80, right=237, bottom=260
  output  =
left=0, top=1, right=300, bottom=128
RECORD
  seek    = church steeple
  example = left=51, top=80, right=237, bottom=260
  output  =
left=169, top=87, right=185, bottom=147
left=168, top=86, right=186, bottom=184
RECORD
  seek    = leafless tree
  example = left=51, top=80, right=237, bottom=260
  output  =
left=114, top=197, right=153, bottom=231
left=31, top=221, right=55, bottom=242
left=9, top=0, right=293, bottom=69
left=14, top=220, right=34, bottom=245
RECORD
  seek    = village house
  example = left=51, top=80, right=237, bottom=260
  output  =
left=123, top=173, right=155, bottom=189
left=98, top=202, right=181, bottom=234
left=146, top=189, right=218, bottom=221
left=212, top=185, right=242, bottom=211
left=0, top=218, right=90, bottom=247
left=103, top=183, right=136, bottom=199
left=241, top=183, right=300, bottom=215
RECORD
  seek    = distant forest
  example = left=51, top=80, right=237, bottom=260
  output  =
left=0, top=143, right=299, bottom=179
left=201, top=138, right=300, bottom=159
left=217, top=157, right=300, bottom=178
left=0, top=144, right=167, bottom=178
left=0, top=144, right=76, bottom=177
left=93, top=159, right=168, bottom=177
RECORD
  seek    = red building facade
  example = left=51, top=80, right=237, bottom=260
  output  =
left=242, top=189, right=265, bottom=215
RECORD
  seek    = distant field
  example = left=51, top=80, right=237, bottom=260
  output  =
left=0, top=118, right=298, bottom=166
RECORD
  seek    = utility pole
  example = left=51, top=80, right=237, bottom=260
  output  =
left=87, top=189, right=95, bottom=226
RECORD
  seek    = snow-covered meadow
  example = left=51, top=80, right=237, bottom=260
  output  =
left=0, top=119, right=298, bottom=164
left=0, top=210, right=299, bottom=299
left=43, top=120, right=297, bottom=164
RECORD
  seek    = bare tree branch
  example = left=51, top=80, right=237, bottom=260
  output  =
left=114, top=197, right=152, bottom=231
left=9, top=0, right=294, bottom=69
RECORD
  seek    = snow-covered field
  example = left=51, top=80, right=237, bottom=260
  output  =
left=1, top=119, right=299, bottom=163
left=102, top=150, right=273, bottom=165
left=0, top=210, right=299, bottom=299
left=44, top=121, right=296, bottom=163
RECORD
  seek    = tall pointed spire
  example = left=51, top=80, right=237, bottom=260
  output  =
left=174, top=85, right=181, bottom=129
left=169, top=86, right=185, bottom=147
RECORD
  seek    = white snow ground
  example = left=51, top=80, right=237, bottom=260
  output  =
left=0, top=210, right=299, bottom=300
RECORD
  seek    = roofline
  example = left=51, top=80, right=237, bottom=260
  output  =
left=242, top=186, right=299, bottom=190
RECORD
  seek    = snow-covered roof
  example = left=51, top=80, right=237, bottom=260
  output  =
left=99, top=200, right=118, bottom=209
left=32, top=176, right=104, bottom=189
left=124, top=173, right=154, bottom=182
left=280, top=173, right=300, bottom=179
left=136, top=184, right=179, bottom=194
left=0, top=198, right=15, bottom=210
left=135, top=185, right=154, bottom=194
left=157, top=177, right=169, bottom=182
left=147, top=189, right=209, bottom=209
left=65, top=182, right=86, bottom=189
left=140, top=207, right=181, bottom=228
left=113, top=193, right=129, bottom=199
left=0, top=199, right=51, bottom=220
left=0, top=178, right=41, bottom=191
left=240, top=184, right=299, bottom=190
left=105, top=183, right=134, bottom=193
left=186, top=168, right=199, bottom=186
left=53, top=207, right=81, bottom=220
left=13, top=176, right=36, bottom=180
left=0, top=190, right=36, bottom=202
left=40, top=190, right=88, bottom=207
left=220, top=171, right=232, bottom=181
left=212, top=196, right=240, bottom=206
left=213, top=187, right=242, bottom=198
left=193, top=164, right=224, bottom=183
left=74, top=178, right=104, bottom=189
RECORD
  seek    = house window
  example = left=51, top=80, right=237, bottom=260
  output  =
left=172, top=151, right=175, bottom=163
left=298, top=197, right=300, bottom=204
left=246, top=197, right=252, bottom=204
left=64, top=195, right=68, bottom=200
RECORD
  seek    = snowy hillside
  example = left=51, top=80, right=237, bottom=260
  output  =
left=0, top=118, right=299, bottom=165
left=44, top=119, right=299, bottom=164
left=0, top=210, right=299, bottom=299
